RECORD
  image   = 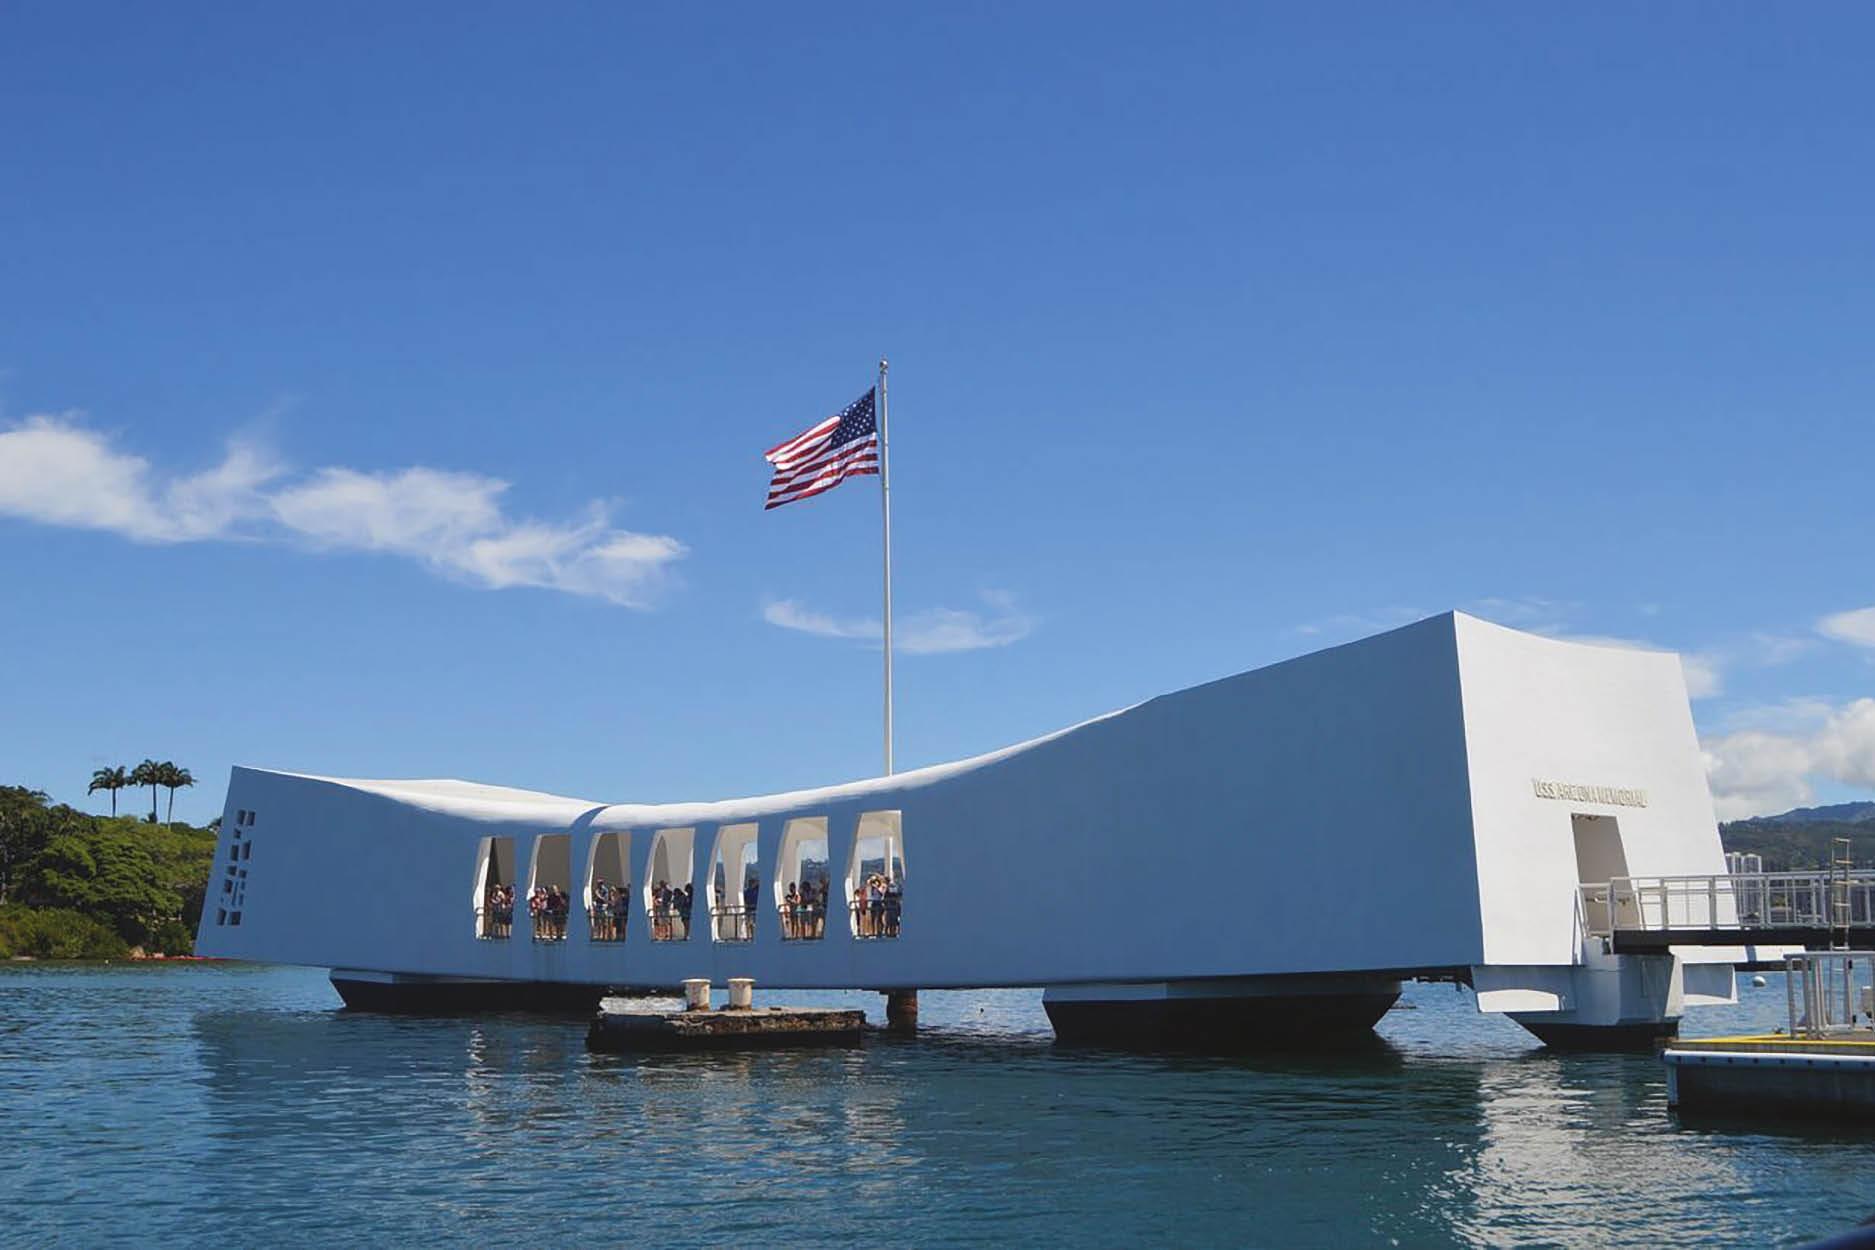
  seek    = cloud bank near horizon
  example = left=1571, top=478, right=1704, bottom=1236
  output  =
left=0, top=413, right=686, bottom=607
left=1703, top=697, right=1875, bottom=821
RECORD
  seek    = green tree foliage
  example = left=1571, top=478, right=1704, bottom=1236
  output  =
left=1720, top=819, right=1875, bottom=871
left=1, top=786, right=54, bottom=904
left=21, top=824, right=174, bottom=946
left=158, top=762, right=195, bottom=824
left=0, top=904, right=128, bottom=959
left=128, top=759, right=161, bottom=824
left=0, top=785, right=217, bottom=955
left=88, top=765, right=129, bottom=817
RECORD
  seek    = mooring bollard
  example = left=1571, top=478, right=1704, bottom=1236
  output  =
left=683, top=978, right=712, bottom=1011
left=727, top=978, right=755, bottom=1010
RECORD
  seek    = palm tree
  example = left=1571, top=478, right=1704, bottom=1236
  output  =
left=87, top=765, right=129, bottom=817
left=128, top=759, right=161, bottom=824
left=160, top=763, right=195, bottom=825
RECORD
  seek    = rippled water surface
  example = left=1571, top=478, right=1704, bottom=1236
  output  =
left=2, top=964, right=1873, bottom=1247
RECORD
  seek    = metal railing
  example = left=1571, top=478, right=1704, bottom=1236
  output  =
left=474, top=907, right=512, bottom=940
left=587, top=905, right=628, bottom=942
left=712, top=904, right=755, bottom=943
left=645, top=904, right=690, bottom=942
left=1784, top=951, right=1873, bottom=1038
left=1584, top=870, right=1875, bottom=937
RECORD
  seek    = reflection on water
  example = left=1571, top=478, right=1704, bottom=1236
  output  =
left=1, top=963, right=1873, bottom=1247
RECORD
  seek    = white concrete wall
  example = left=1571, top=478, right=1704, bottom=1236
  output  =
left=196, top=614, right=1490, bottom=988
left=1454, top=615, right=1731, bottom=968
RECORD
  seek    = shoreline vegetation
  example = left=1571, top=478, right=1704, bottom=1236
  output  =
left=1, top=783, right=215, bottom=961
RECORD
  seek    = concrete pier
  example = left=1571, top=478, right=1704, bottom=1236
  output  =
left=588, top=1005, right=866, bottom=1052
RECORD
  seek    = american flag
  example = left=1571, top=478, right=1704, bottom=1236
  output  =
left=763, top=388, right=879, bottom=510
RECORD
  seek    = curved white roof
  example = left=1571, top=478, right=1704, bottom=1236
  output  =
left=258, top=703, right=1134, bottom=829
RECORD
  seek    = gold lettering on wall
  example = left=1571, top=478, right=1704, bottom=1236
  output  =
left=1531, top=779, right=1649, bottom=808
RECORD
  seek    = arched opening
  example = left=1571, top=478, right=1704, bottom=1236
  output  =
left=527, top=833, right=572, bottom=942
left=774, top=817, right=830, bottom=941
left=846, top=811, right=905, bottom=940
left=643, top=828, right=695, bottom=942
left=585, top=830, right=631, bottom=942
left=472, top=836, right=516, bottom=939
left=709, top=823, right=760, bottom=942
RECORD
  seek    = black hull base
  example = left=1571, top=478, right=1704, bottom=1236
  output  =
left=1043, top=991, right=1399, bottom=1050
left=330, top=974, right=604, bottom=1016
left=1516, top=1019, right=1678, bottom=1051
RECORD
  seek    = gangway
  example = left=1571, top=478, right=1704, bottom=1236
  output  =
left=1585, top=867, right=1875, bottom=953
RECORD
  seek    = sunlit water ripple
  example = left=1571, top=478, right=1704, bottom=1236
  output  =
left=1, top=964, right=1872, bottom=1247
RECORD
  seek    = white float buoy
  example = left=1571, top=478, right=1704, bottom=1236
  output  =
left=1750, top=974, right=1767, bottom=988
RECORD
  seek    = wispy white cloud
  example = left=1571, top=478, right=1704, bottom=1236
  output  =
left=1464, top=596, right=1577, bottom=633
left=897, top=593, right=1036, bottom=654
left=1820, top=605, right=1875, bottom=648
left=1292, top=606, right=1426, bottom=639
left=1304, top=598, right=1820, bottom=703
left=1702, top=697, right=1875, bottom=820
left=1548, top=632, right=1724, bottom=700
left=763, top=599, right=876, bottom=642
left=1681, top=655, right=1724, bottom=701
left=0, top=412, right=685, bottom=607
left=1743, top=631, right=1817, bottom=666
left=0, top=413, right=282, bottom=541
left=763, top=590, right=1034, bottom=655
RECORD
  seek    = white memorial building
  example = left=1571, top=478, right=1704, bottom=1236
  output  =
left=196, top=611, right=1750, bottom=1048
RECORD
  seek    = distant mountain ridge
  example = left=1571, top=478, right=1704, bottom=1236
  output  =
left=1739, top=801, right=1875, bottom=827
left=1720, top=800, right=1875, bottom=870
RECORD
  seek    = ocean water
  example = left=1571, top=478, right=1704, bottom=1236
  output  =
left=1, top=964, right=1872, bottom=1248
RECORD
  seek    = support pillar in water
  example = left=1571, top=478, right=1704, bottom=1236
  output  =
left=1042, top=974, right=1401, bottom=1049
left=884, top=989, right=918, bottom=1034
left=1496, top=951, right=1728, bottom=1052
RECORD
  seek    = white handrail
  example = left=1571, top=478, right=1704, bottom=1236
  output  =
left=1591, top=870, right=1875, bottom=934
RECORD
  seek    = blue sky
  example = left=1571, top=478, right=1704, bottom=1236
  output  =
left=2, top=4, right=1871, bottom=824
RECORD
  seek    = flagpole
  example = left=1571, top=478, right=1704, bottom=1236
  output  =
left=878, top=358, right=894, bottom=776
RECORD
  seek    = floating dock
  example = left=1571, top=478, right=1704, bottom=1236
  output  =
left=1664, top=1036, right=1875, bottom=1116
left=1664, top=952, right=1875, bottom=1119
